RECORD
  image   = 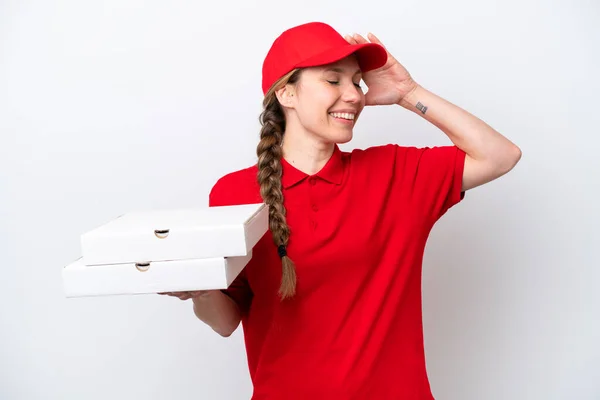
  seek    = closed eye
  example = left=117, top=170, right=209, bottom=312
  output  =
left=327, top=80, right=363, bottom=89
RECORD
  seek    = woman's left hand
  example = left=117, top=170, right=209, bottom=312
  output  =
left=345, top=32, right=419, bottom=106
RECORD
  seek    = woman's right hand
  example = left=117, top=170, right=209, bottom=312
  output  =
left=158, top=290, right=216, bottom=301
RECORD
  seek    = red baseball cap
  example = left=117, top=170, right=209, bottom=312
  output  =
left=261, top=22, right=388, bottom=95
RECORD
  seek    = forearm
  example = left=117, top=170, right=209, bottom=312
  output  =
left=192, top=290, right=242, bottom=337
left=399, top=85, right=520, bottom=166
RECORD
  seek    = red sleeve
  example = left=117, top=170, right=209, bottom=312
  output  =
left=208, top=176, right=254, bottom=316
left=399, top=145, right=466, bottom=221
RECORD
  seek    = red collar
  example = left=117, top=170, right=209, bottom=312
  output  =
left=280, top=145, right=344, bottom=189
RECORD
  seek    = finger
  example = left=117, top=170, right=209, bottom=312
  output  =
left=344, top=34, right=358, bottom=45
left=352, top=33, right=369, bottom=44
left=367, top=32, right=385, bottom=48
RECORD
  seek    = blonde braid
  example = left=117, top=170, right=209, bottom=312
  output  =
left=257, top=69, right=301, bottom=300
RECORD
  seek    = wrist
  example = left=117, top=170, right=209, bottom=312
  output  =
left=399, top=83, right=423, bottom=110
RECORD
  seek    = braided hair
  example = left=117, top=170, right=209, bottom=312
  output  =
left=257, top=69, right=302, bottom=300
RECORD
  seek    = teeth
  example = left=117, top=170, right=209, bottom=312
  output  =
left=330, top=112, right=355, bottom=120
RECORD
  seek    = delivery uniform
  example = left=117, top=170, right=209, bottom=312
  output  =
left=209, top=143, right=466, bottom=399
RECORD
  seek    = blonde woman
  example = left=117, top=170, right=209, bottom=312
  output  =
left=163, top=21, right=521, bottom=399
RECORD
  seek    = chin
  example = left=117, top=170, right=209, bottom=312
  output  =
left=332, top=129, right=354, bottom=144
left=334, top=134, right=353, bottom=144
left=320, top=134, right=353, bottom=145
left=311, top=126, right=354, bottom=145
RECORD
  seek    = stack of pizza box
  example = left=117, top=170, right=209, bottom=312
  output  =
left=62, top=203, right=268, bottom=297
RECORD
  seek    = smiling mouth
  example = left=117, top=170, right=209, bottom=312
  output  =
left=329, top=112, right=356, bottom=121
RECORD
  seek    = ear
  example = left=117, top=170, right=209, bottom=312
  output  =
left=275, top=84, right=296, bottom=109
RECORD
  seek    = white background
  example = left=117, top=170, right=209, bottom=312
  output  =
left=1, top=0, right=598, bottom=399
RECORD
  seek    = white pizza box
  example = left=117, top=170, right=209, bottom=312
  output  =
left=62, top=251, right=251, bottom=297
left=81, top=203, right=268, bottom=266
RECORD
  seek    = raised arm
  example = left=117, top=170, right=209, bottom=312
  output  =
left=400, top=85, right=522, bottom=191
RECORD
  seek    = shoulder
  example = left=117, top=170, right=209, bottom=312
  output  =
left=209, top=164, right=262, bottom=207
left=344, top=144, right=412, bottom=171
left=346, top=143, right=411, bottom=160
left=343, top=144, right=464, bottom=186
left=347, top=143, right=461, bottom=167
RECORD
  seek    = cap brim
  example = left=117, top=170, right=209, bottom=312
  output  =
left=295, top=42, right=387, bottom=72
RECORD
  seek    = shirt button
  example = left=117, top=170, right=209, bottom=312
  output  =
left=312, top=204, right=318, bottom=212
left=309, top=177, right=317, bottom=186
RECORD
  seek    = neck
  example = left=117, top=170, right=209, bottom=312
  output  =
left=281, top=128, right=335, bottom=176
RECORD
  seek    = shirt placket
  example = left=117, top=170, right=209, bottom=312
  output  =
left=308, top=176, right=319, bottom=231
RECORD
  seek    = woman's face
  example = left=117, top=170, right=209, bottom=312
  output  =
left=281, top=55, right=366, bottom=145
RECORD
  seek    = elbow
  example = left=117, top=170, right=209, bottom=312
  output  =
left=504, top=143, right=522, bottom=172
left=214, top=326, right=234, bottom=338
left=464, top=143, right=521, bottom=190
left=218, top=330, right=233, bottom=338
left=493, top=143, right=521, bottom=176
left=215, top=320, right=241, bottom=338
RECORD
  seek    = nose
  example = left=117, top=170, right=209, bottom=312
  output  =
left=341, top=82, right=362, bottom=104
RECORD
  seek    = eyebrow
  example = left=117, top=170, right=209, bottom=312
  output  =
left=324, top=67, right=362, bottom=76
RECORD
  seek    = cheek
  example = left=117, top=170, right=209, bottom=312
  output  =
left=301, top=94, right=335, bottom=125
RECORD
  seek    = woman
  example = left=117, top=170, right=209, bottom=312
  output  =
left=163, top=22, right=521, bottom=399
